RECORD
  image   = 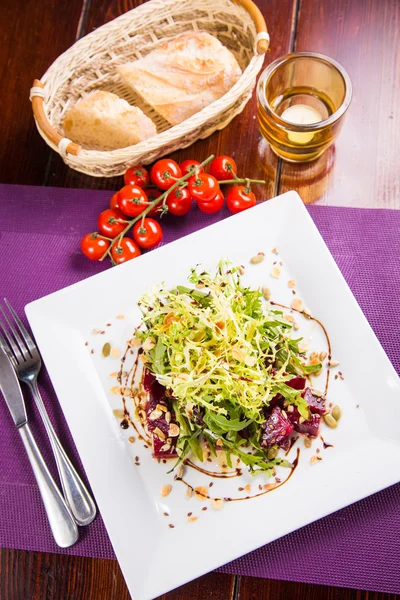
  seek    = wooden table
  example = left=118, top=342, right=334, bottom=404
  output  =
left=1, top=1, right=399, bottom=599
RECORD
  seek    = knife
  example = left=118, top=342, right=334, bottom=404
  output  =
left=0, top=346, right=78, bottom=547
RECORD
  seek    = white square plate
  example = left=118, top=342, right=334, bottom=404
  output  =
left=26, top=192, right=400, bottom=600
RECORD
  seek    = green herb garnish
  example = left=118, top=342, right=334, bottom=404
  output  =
left=137, top=260, right=319, bottom=476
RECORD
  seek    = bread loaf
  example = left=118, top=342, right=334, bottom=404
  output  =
left=62, top=91, right=157, bottom=150
left=117, top=32, right=242, bottom=126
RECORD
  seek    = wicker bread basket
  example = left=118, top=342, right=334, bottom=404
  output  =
left=31, top=0, right=269, bottom=177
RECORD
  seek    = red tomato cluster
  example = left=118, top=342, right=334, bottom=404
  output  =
left=80, top=155, right=259, bottom=265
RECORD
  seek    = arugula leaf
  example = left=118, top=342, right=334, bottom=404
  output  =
left=290, top=353, right=322, bottom=375
left=273, top=383, right=310, bottom=420
left=204, top=410, right=252, bottom=433
left=204, top=432, right=217, bottom=457
left=174, top=285, right=212, bottom=307
left=188, top=429, right=204, bottom=462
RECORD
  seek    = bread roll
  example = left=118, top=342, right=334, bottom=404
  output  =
left=62, top=91, right=157, bottom=150
left=117, top=32, right=242, bottom=126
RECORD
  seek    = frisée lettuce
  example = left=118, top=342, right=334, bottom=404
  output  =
left=136, top=261, right=322, bottom=475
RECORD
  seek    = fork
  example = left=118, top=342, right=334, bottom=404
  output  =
left=0, top=299, right=97, bottom=526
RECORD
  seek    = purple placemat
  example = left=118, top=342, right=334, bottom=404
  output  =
left=1, top=184, right=400, bottom=593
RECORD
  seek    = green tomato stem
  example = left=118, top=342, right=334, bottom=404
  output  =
left=99, top=154, right=215, bottom=262
left=218, top=177, right=266, bottom=185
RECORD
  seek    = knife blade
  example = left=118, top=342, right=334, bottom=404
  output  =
left=0, top=345, right=27, bottom=427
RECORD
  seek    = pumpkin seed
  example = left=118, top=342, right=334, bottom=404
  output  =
left=323, top=413, right=338, bottom=428
left=304, top=437, right=312, bottom=448
left=331, top=405, right=341, bottom=421
left=102, top=342, right=111, bottom=357
left=250, top=253, right=264, bottom=264
left=267, top=446, right=278, bottom=460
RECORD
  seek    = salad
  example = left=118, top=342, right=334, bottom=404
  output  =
left=135, top=261, right=328, bottom=477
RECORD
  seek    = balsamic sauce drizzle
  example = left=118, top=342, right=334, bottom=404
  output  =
left=270, top=301, right=332, bottom=395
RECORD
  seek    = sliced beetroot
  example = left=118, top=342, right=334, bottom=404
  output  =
left=153, top=435, right=178, bottom=459
left=143, top=370, right=166, bottom=403
left=302, top=388, right=326, bottom=415
left=261, top=406, right=294, bottom=448
left=143, top=368, right=156, bottom=391
left=286, top=377, right=306, bottom=390
left=287, top=406, right=321, bottom=437
left=144, top=369, right=178, bottom=459
left=295, top=413, right=321, bottom=437
left=269, top=394, right=284, bottom=410
left=278, top=436, right=292, bottom=451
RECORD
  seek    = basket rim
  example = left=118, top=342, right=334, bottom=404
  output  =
left=42, top=0, right=257, bottom=86
left=37, top=0, right=266, bottom=160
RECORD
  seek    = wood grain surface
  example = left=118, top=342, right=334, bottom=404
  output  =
left=43, top=0, right=296, bottom=201
left=0, top=0, right=83, bottom=185
left=1, top=0, right=400, bottom=599
left=277, top=0, right=400, bottom=207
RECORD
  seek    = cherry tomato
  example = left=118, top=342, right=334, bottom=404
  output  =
left=197, top=190, right=224, bottom=214
left=209, top=155, right=237, bottom=181
left=166, top=186, right=192, bottom=216
left=179, top=159, right=204, bottom=177
left=188, top=173, right=220, bottom=203
left=146, top=188, right=163, bottom=216
left=111, top=238, right=141, bottom=264
left=118, top=185, right=149, bottom=217
left=150, top=159, right=182, bottom=190
left=124, top=165, right=150, bottom=188
left=98, top=208, right=126, bottom=237
left=110, top=192, right=120, bottom=210
left=133, top=218, right=163, bottom=249
left=226, top=185, right=256, bottom=214
left=80, top=233, right=110, bottom=261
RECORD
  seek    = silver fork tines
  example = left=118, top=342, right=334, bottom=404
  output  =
left=0, top=299, right=96, bottom=526
left=3, top=299, right=36, bottom=356
left=0, top=314, right=25, bottom=365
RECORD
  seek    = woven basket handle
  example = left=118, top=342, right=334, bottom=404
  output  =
left=30, top=80, right=81, bottom=156
left=231, top=0, right=269, bottom=54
